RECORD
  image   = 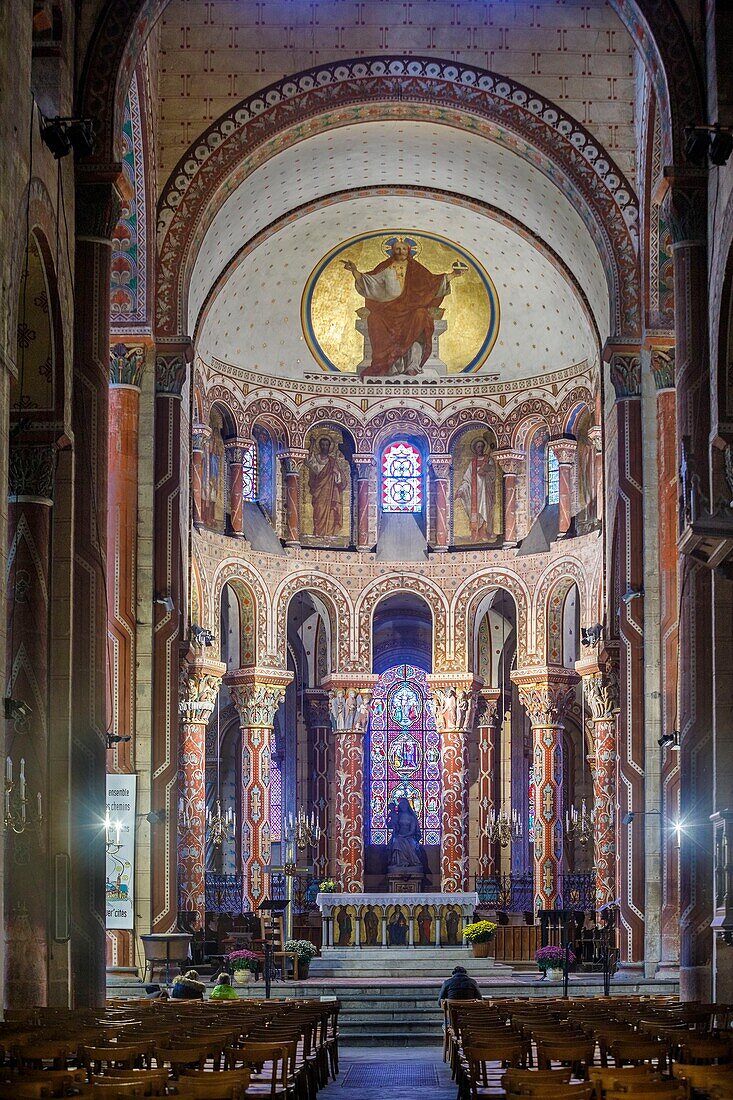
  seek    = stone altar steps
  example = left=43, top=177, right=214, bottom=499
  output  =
left=309, top=945, right=509, bottom=979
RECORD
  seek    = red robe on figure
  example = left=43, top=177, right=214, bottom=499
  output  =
left=358, top=256, right=450, bottom=377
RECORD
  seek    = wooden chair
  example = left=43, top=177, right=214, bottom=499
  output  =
left=604, top=1088, right=687, bottom=1100
left=252, top=915, right=298, bottom=982
left=91, top=1069, right=169, bottom=1095
left=501, top=1068, right=572, bottom=1093
left=153, top=1045, right=208, bottom=1076
left=9, top=1068, right=88, bottom=1094
left=223, top=1040, right=291, bottom=1098
left=0, top=1085, right=53, bottom=1100
left=588, top=1064, right=660, bottom=1096
left=169, top=1081, right=248, bottom=1100
left=15, top=1042, right=76, bottom=1070
left=678, top=1036, right=731, bottom=1064
left=82, top=1043, right=150, bottom=1074
left=463, top=1039, right=528, bottom=1099
left=609, top=1038, right=669, bottom=1071
left=672, top=1061, right=733, bottom=1094
left=505, top=1088, right=595, bottom=1100
left=535, top=1038, right=596, bottom=1080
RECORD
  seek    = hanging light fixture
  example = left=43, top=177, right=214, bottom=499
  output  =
left=206, top=699, right=236, bottom=847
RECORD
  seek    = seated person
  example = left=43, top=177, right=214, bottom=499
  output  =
left=210, top=972, right=239, bottom=1000
left=438, top=965, right=482, bottom=1004
left=144, top=983, right=168, bottom=1000
left=170, top=968, right=206, bottom=1000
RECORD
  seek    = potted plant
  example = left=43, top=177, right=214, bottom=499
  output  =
left=226, top=948, right=260, bottom=985
left=461, top=920, right=497, bottom=958
left=535, top=944, right=576, bottom=981
left=283, top=939, right=318, bottom=979
left=318, top=879, right=339, bottom=893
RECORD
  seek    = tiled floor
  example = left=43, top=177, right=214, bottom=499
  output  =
left=318, top=1046, right=458, bottom=1098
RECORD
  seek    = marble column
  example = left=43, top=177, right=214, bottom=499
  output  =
left=177, top=657, right=226, bottom=918
left=476, top=689, right=501, bottom=879
left=429, top=454, right=452, bottom=552
left=512, top=667, right=577, bottom=911
left=548, top=438, right=577, bottom=538
left=494, top=450, right=524, bottom=547
left=227, top=669, right=292, bottom=910
left=428, top=674, right=481, bottom=891
left=278, top=449, right=307, bottom=547
left=324, top=675, right=376, bottom=893
left=353, top=455, right=375, bottom=552
left=4, top=443, right=55, bottom=1009
left=578, top=659, right=620, bottom=910
left=151, top=339, right=191, bottom=936
left=664, top=177, right=712, bottom=1000
left=224, top=439, right=253, bottom=539
left=304, top=690, right=331, bottom=881
left=191, top=425, right=210, bottom=528
left=106, top=341, right=145, bottom=971
left=651, top=346, right=681, bottom=975
left=608, top=347, right=646, bottom=970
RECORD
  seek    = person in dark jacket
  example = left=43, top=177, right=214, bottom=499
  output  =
left=170, top=968, right=206, bottom=1000
left=438, top=965, right=482, bottom=1004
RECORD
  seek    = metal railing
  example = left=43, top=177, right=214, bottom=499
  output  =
left=475, top=871, right=596, bottom=913
left=204, top=872, right=244, bottom=914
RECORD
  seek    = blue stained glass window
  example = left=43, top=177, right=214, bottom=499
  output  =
left=528, top=427, right=549, bottom=521
left=547, top=448, right=560, bottom=505
left=367, top=664, right=441, bottom=845
left=381, top=442, right=423, bottom=513
left=242, top=445, right=257, bottom=502
left=269, top=752, right=282, bottom=842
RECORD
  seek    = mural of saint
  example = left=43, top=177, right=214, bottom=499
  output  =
left=453, top=430, right=502, bottom=545
left=300, top=429, right=352, bottom=545
left=342, top=238, right=464, bottom=377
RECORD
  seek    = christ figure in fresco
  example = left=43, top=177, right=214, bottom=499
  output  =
left=342, top=238, right=464, bottom=378
left=305, top=436, right=350, bottom=538
left=456, top=437, right=497, bottom=542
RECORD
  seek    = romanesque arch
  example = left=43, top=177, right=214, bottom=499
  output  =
left=452, top=569, right=531, bottom=669
left=355, top=574, right=450, bottom=670
left=272, top=572, right=353, bottom=671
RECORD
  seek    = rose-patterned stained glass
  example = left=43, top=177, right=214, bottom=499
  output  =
left=269, top=752, right=282, bottom=843
left=367, top=664, right=441, bottom=845
left=242, top=444, right=257, bottom=502
left=381, top=442, right=423, bottom=513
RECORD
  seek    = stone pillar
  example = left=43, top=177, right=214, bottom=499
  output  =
left=579, top=659, right=620, bottom=910
left=304, top=690, right=331, bottom=880
left=191, top=425, right=209, bottom=528
left=71, top=173, right=121, bottom=1005
left=151, top=339, right=191, bottom=936
left=587, top=425, right=604, bottom=525
left=428, top=675, right=481, bottom=891
left=353, top=455, right=375, bottom=552
left=227, top=669, right=292, bottom=910
left=494, top=450, right=524, bottom=547
left=324, top=676, right=376, bottom=893
left=664, top=177, right=712, bottom=1000
left=512, top=668, right=577, bottom=910
left=106, top=342, right=145, bottom=971
left=224, top=439, right=253, bottom=539
left=476, top=689, right=501, bottom=878
left=651, top=346, right=681, bottom=975
left=429, top=454, right=452, bottom=552
left=608, top=347, right=646, bottom=970
left=177, top=657, right=225, bottom=918
left=548, top=438, right=577, bottom=538
left=4, top=444, right=55, bottom=1009
left=279, top=449, right=307, bottom=547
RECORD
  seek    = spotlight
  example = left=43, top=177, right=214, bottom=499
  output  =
left=145, top=810, right=166, bottom=825
left=658, top=730, right=680, bottom=751
left=710, top=127, right=733, bottom=167
left=191, top=624, right=215, bottom=647
left=581, top=624, right=603, bottom=647
left=40, top=118, right=71, bottom=159
left=40, top=115, right=96, bottom=160
left=66, top=118, right=96, bottom=159
left=621, top=587, right=644, bottom=605
left=106, top=732, right=132, bottom=748
left=4, top=698, right=31, bottom=722
left=684, top=126, right=710, bottom=167
left=155, top=593, right=174, bottom=614
left=622, top=811, right=634, bottom=826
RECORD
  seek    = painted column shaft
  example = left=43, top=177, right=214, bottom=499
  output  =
left=353, top=456, right=375, bottom=551
left=240, top=723, right=272, bottom=911
left=228, top=460, right=245, bottom=537
left=434, top=478, right=449, bottom=551
left=178, top=719, right=207, bottom=915
left=557, top=462, right=573, bottom=536
left=476, top=691, right=500, bottom=878
left=440, top=722, right=467, bottom=890
left=591, top=719, right=617, bottom=908
left=495, top=451, right=523, bottom=547
left=334, top=730, right=365, bottom=892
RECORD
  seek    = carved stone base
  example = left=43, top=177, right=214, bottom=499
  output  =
left=387, top=871, right=424, bottom=893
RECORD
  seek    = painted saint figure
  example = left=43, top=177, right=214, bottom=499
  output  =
left=456, top=437, right=497, bottom=542
left=306, top=436, right=350, bottom=538
left=343, top=238, right=464, bottom=377
left=363, top=905, right=379, bottom=946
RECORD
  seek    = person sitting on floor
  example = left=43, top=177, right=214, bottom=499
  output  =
left=170, top=968, right=206, bottom=1000
left=209, top=972, right=239, bottom=1000
left=438, top=965, right=482, bottom=1004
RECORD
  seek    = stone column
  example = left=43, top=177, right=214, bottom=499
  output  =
left=353, top=455, right=375, bottom=552
left=278, top=449, right=307, bottom=547
left=177, top=657, right=226, bottom=918
left=429, top=454, right=452, bottom=552
left=512, top=668, right=577, bottom=911
left=4, top=443, right=55, bottom=1009
left=548, top=438, right=577, bottom=538
left=323, top=675, right=376, bottom=893
left=224, top=439, right=253, bottom=539
left=651, top=346, right=681, bottom=975
left=587, top=425, right=604, bottom=525
left=428, top=675, right=481, bottom=891
left=476, top=689, right=501, bottom=879
left=151, top=339, right=191, bottom=936
left=579, top=659, right=620, bottom=910
left=191, top=425, right=209, bottom=528
left=106, top=341, right=145, bottom=971
left=71, top=173, right=121, bottom=1005
left=494, top=450, right=524, bottom=547
left=664, top=177, right=712, bottom=1000
left=305, top=690, right=331, bottom=881
left=227, top=669, right=292, bottom=910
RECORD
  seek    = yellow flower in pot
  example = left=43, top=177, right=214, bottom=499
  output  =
left=462, top=920, right=497, bottom=958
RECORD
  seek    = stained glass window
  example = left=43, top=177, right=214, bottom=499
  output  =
left=242, top=445, right=257, bottom=502
left=528, top=427, right=549, bottom=521
left=547, top=448, right=560, bottom=505
left=381, top=442, right=423, bottom=513
left=367, top=664, right=441, bottom=845
left=269, top=752, right=282, bottom=843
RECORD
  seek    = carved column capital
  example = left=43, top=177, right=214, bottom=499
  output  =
left=476, top=688, right=502, bottom=727
left=493, top=449, right=524, bottom=476
left=8, top=444, right=56, bottom=502
left=155, top=338, right=192, bottom=396
left=581, top=669, right=620, bottom=722
left=224, top=438, right=255, bottom=465
left=352, top=453, right=377, bottom=479
left=547, top=437, right=577, bottom=466
left=608, top=351, right=642, bottom=400
left=278, top=447, right=308, bottom=476
left=429, top=453, right=452, bottom=480
left=662, top=175, right=707, bottom=246
left=587, top=424, right=603, bottom=452
left=651, top=346, right=676, bottom=391
left=109, top=342, right=145, bottom=388
left=304, top=688, right=331, bottom=728
left=511, top=666, right=578, bottom=727
left=427, top=673, right=483, bottom=732
left=225, top=667, right=293, bottom=728
left=179, top=657, right=226, bottom=725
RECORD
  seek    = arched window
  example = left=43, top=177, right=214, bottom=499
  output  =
left=528, top=426, right=549, bottom=521
left=547, top=448, right=560, bottom=505
left=269, top=752, right=283, bottom=843
left=367, top=664, right=441, bottom=845
left=381, top=442, right=422, bottom=513
left=242, top=444, right=257, bottom=502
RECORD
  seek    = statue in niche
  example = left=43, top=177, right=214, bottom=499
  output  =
left=304, top=435, right=351, bottom=539
left=387, top=796, right=428, bottom=874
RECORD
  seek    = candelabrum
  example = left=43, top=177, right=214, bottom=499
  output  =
left=486, top=807, right=523, bottom=848
left=4, top=757, right=43, bottom=835
left=206, top=799, right=236, bottom=848
left=565, top=799, right=594, bottom=846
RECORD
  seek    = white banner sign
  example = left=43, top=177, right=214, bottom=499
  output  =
left=106, top=774, right=136, bottom=930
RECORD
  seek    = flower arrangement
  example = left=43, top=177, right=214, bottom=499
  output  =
left=535, top=945, right=576, bottom=972
left=226, top=948, right=260, bottom=973
left=283, top=939, right=319, bottom=961
left=461, top=920, right=497, bottom=944
left=318, top=879, right=339, bottom=893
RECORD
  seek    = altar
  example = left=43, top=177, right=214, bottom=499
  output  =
left=316, top=892, right=478, bottom=948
